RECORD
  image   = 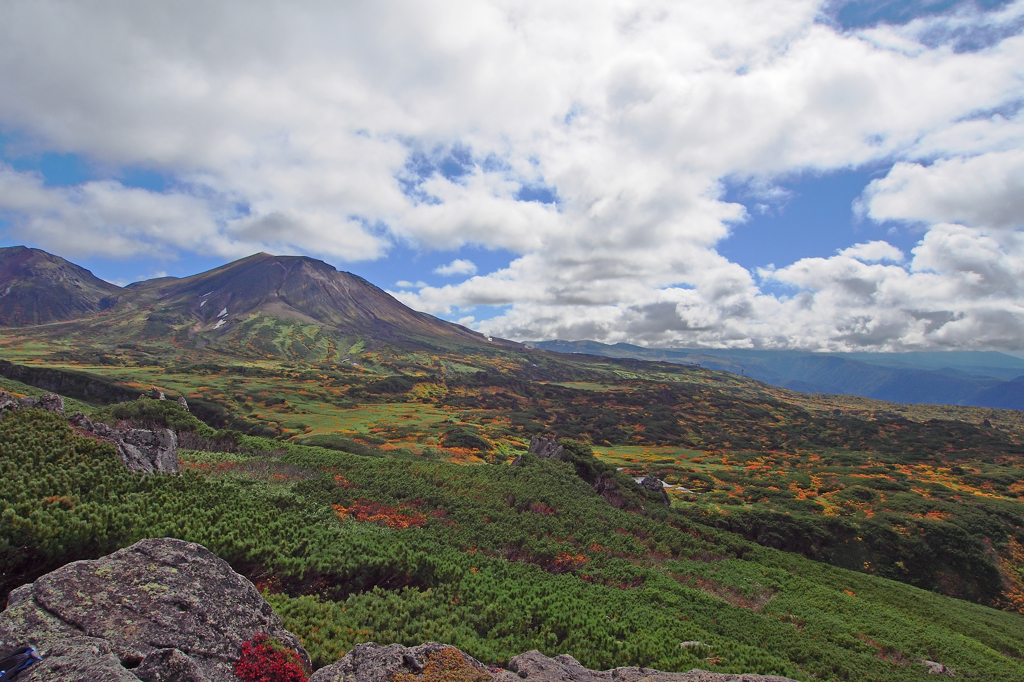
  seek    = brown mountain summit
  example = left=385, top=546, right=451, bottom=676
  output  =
left=0, top=246, right=122, bottom=326
left=0, top=247, right=510, bottom=352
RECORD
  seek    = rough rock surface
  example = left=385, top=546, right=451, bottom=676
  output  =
left=17, top=393, right=65, bottom=415
left=311, top=644, right=798, bottom=682
left=176, top=396, right=190, bottom=412
left=309, top=642, right=491, bottom=682
left=639, top=475, right=671, bottom=508
left=74, top=418, right=179, bottom=474
left=0, top=389, right=19, bottom=416
left=529, top=436, right=565, bottom=460
left=0, top=537, right=310, bottom=682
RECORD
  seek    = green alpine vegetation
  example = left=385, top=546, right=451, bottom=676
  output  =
left=2, top=405, right=1023, bottom=681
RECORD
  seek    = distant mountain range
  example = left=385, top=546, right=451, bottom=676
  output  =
left=535, top=340, right=1024, bottom=410
left=0, top=246, right=512, bottom=353
left=5, top=245, right=1024, bottom=410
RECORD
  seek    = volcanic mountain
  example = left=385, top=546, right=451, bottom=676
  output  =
left=0, top=246, right=122, bottom=326
left=0, top=247, right=512, bottom=354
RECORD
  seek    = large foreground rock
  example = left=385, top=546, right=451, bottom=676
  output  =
left=309, top=643, right=797, bottom=682
left=0, top=538, right=310, bottom=682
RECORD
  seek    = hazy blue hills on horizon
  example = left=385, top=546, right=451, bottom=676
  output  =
left=534, top=340, right=1024, bottom=410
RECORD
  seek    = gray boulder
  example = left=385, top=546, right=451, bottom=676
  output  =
left=17, top=393, right=64, bottom=415
left=529, top=437, right=564, bottom=460
left=0, top=389, right=19, bottom=416
left=119, top=428, right=179, bottom=473
left=77, top=419, right=178, bottom=474
left=68, top=411, right=94, bottom=431
left=310, top=642, right=491, bottom=682
left=639, top=475, right=671, bottom=508
left=0, top=537, right=310, bottom=682
left=176, top=396, right=190, bottom=412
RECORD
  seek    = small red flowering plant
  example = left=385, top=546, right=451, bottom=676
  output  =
left=234, top=633, right=309, bottom=682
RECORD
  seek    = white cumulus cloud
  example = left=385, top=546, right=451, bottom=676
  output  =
left=0, top=1, right=1023, bottom=351
left=434, top=259, right=478, bottom=277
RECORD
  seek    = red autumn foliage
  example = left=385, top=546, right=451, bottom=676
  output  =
left=333, top=499, right=426, bottom=529
left=234, top=634, right=308, bottom=682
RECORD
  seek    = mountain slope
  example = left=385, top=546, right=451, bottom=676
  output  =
left=0, top=246, right=122, bottom=326
left=125, top=252, right=505, bottom=348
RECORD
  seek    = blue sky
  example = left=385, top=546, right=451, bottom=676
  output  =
left=1, top=0, right=1023, bottom=351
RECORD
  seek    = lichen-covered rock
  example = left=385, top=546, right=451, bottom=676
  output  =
left=309, top=642, right=491, bottom=682
left=135, top=648, right=209, bottom=682
left=0, top=538, right=309, bottom=682
left=310, top=645, right=797, bottom=682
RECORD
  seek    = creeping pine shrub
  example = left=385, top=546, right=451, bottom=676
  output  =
left=234, top=634, right=308, bottom=682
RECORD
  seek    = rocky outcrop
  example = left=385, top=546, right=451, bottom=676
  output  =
left=0, top=538, right=310, bottom=682
left=529, top=437, right=564, bottom=460
left=0, top=389, right=19, bottom=416
left=639, top=475, right=671, bottom=508
left=0, top=390, right=66, bottom=420
left=310, top=644, right=798, bottom=682
left=71, top=415, right=179, bottom=474
left=17, top=393, right=64, bottom=415
left=177, top=396, right=190, bottom=412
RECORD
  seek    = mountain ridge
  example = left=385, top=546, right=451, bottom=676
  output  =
left=534, top=340, right=1024, bottom=410
left=0, top=246, right=514, bottom=353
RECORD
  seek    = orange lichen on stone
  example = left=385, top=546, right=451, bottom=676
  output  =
left=391, top=647, right=490, bottom=682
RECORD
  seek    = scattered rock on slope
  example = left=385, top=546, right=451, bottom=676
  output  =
left=0, top=537, right=310, bottom=682
left=17, top=393, right=64, bottom=415
left=309, top=642, right=799, bottom=682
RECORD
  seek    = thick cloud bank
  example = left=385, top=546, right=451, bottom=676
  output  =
left=1, top=0, right=1023, bottom=351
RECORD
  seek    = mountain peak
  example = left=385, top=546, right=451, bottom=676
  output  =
left=0, top=246, right=121, bottom=326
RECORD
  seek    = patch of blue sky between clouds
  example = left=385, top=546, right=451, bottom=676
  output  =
left=350, top=242, right=516, bottom=289
left=441, top=303, right=513, bottom=328
left=718, top=164, right=921, bottom=293
left=957, top=98, right=1024, bottom=122
left=823, top=0, right=1024, bottom=53
left=824, top=0, right=1016, bottom=30
left=396, top=140, right=559, bottom=208
left=1, top=132, right=174, bottom=191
